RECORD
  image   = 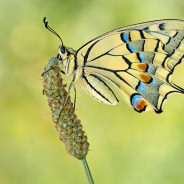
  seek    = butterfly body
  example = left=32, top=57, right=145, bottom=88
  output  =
left=54, top=19, right=184, bottom=113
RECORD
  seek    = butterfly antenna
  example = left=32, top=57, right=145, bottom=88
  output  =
left=43, top=17, right=63, bottom=46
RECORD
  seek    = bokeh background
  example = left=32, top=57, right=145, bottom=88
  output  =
left=1, top=0, right=184, bottom=183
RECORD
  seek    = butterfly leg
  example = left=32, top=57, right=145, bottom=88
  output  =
left=60, top=70, right=65, bottom=74
left=41, top=55, right=68, bottom=76
left=41, top=67, right=56, bottom=76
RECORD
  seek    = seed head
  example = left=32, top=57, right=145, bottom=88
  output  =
left=42, top=57, right=89, bottom=159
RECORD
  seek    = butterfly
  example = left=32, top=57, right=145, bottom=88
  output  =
left=43, top=17, right=184, bottom=113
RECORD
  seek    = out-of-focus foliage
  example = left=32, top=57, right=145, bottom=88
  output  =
left=1, top=0, right=184, bottom=183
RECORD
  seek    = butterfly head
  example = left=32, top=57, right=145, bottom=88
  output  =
left=43, top=17, right=76, bottom=77
left=58, top=45, right=67, bottom=60
left=58, top=45, right=76, bottom=76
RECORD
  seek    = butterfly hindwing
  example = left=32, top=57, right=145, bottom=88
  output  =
left=81, top=73, right=119, bottom=105
left=76, top=20, right=184, bottom=113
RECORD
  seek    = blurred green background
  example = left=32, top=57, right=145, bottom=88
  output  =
left=1, top=0, right=184, bottom=183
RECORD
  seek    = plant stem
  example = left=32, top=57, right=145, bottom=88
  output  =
left=82, top=157, right=94, bottom=184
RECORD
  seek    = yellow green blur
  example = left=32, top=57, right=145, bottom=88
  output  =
left=1, top=0, right=184, bottom=183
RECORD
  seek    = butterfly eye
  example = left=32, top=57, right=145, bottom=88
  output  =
left=60, top=46, right=66, bottom=54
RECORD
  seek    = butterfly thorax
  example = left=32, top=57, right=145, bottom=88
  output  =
left=58, top=45, right=77, bottom=77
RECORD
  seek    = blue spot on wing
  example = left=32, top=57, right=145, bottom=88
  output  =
left=131, top=94, right=142, bottom=107
left=147, top=65, right=152, bottom=72
left=127, top=44, right=135, bottom=52
left=122, top=33, right=128, bottom=42
left=139, top=54, right=146, bottom=62
left=149, top=79, right=155, bottom=85
left=137, top=82, right=146, bottom=93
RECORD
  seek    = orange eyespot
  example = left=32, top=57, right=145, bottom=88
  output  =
left=137, top=63, right=148, bottom=72
left=131, top=94, right=147, bottom=112
left=139, top=73, right=152, bottom=83
left=135, top=99, right=146, bottom=111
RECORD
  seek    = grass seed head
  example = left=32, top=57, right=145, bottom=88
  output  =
left=42, top=57, right=89, bottom=159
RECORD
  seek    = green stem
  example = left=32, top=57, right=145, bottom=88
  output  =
left=82, top=157, right=94, bottom=184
